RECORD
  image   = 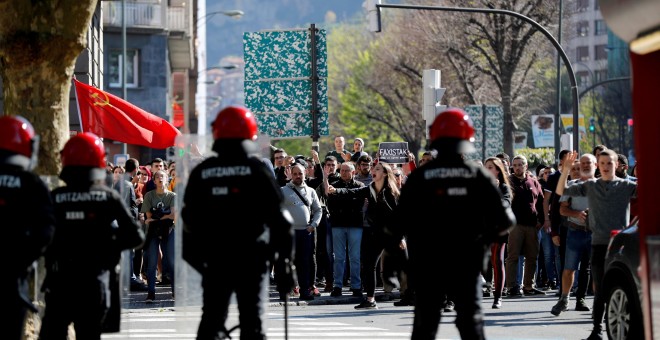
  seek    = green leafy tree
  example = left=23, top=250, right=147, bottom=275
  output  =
left=437, top=0, right=559, bottom=156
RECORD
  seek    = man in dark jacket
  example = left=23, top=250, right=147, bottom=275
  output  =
left=391, top=108, right=516, bottom=340
left=325, top=161, right=366, bottom=298
left=0, top=116, right=56, bottom=340
left=181, top=106, right=294, bottom=340
left=506, top=154, right=547, bottom=297
left=40, top=132, right=145, bottom=339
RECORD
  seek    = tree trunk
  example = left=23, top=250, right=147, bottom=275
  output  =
left=502, top=77, right=514, bottom=157
left=0, top=0, right=99, bottom=176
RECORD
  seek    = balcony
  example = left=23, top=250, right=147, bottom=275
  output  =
left=102, top=1, right=165, bottom=29
left=102, top=2, right=190, bottom=36
left=167, top=6, right=190, bottom=33
left=167, top=4, right=193, bottom=70
left=102, top=1, right=193, bottom=70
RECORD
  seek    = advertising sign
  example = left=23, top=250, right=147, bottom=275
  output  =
left=561, top=114, right=587, bottom=141
left=531, top=114, right=555, bottom=148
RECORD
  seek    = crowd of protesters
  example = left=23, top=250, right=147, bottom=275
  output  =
left=5, top=107, right=637, bottom=340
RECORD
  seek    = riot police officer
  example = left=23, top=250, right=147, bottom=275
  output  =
left=181, top=106, right=294, bottom=340
left=39, top=132, right=145, bottom=339
left=391, top=108, right=516, bottom=340
left=0, top=116, right=56, bottom=340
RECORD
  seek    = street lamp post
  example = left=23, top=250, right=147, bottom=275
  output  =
left=370, top=2, right=581, bottom=154
left=196, top=10, right=244, bottom=28
left=195, top=7, right=243, bottom=136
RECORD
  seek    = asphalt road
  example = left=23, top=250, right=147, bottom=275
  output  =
left=102, top=283, right=598, bottom=339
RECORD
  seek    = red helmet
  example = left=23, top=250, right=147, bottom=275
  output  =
left=429, top=108, right=476, bottom=153
left=430, top=108, right=475, bottom=142
left=211, top=106, right=258, bottom=141
left=0, top=115, right=37, bottom=158
left=61, top=132, right=106, bottom=168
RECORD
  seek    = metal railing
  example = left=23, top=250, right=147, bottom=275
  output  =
left=102, top=1, right=163, bottom=28
left=102, top=1, right=191, bottom=35
left=167, top=6, right=189, bottom=32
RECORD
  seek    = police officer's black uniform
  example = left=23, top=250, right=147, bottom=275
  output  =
left=390, top=109, right=516, bottom=340
left=181, top=106, right=294, bottom=340
left=39, top=133, right=144, bottom=340
left=0, top=118, right=56, bottom=340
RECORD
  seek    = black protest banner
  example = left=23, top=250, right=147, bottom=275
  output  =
left=378, top=142, right=409, bottom=163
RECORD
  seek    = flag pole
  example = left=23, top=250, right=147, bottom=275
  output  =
left=72, top=77, right=84, bottom=134
left=121, top=0, right=128, bottom=154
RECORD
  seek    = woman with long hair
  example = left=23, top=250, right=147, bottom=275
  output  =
left=484, top=157, right=513, bottom=308
left=327, top=162, right=401, bottom=309
left=141, top=169, right=176, bottom=302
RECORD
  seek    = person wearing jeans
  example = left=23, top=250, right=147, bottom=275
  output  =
left=142, top=169, right=176, bottom=302
left=556, top=150, right=637, bottom=340
left=325, top=162, right=365, bottom=297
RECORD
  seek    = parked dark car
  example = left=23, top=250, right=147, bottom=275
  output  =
left=603, top=224, right=644, bottom=340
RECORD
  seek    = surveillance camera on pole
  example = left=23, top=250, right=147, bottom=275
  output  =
left=363, top=0, right=381, bottom=32
left=423, top=69, right=446, bottom=139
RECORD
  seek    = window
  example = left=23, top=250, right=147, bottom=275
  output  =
left=108, top=49, right=139, bottom=88
left=595, top=44, right=608, bottom=60
left=595, top=70, right=608, bottom=82
left=595, top=20, right=607, bottom=35
left=577, top=71, right=590, bottom=87
left=577, top=46, right=590, bottom=61
left=577, top=21, right=589, bottom=37
left=576, top=0, right=589, bottom=12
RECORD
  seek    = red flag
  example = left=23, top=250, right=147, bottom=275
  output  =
left=73, top=78, right=181, bottom=149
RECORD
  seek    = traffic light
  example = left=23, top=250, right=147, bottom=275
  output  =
left=363, top=0, right=381, bottom=32
left=628, top=118, right=633, bottom=132
left=589, top=117, right=595, bottom=132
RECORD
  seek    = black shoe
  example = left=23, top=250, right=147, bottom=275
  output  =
left=330, top=287, right=342, bottom=297
left=376, top=293, right=393, bottom=302
left=507, top=288, right=523, bottom=297
left=393, top=298, right=414, bottom=306
left=584, top=328, right=603, bottom=340
left=145, top=291, right=156, bottom=303
left=575, top=298, right=591, bottom=311
left=130, top=280, right=148, bottom=292
left=523, top=287, right=546, bottom=296
left=492, top=298, right=502, bottom=309
left=551, top=299, right=569, bottom=316
left=483, top=290, right=492, bottom=297
left=354, top=299, right=377, bottom=309
left=351, top=289, right=363, bottom=297
left=443, top=300, right=455, bottom=312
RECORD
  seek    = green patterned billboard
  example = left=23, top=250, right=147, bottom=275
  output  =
left=464, top=105, right=504, bottom=161
left=244, top=28, right=328, bottom=138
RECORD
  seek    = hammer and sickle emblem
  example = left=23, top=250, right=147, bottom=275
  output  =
left=90, top=91, right=110, bottom=107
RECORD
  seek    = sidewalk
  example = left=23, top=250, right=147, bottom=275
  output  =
left=124, top=282, right=402, bottom=309
left=266, top=284, right=402, bottom=307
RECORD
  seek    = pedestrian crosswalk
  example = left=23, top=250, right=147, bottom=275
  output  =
left=102, top=310, right=411, bottom=339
